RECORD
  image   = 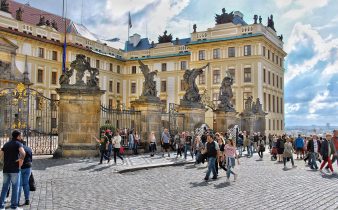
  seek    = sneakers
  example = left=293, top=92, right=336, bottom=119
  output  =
left=283, top=166, right=287, bottom=170
left=212, top=176, right=217, bottom=180
left=234, top=174, right=238, bottom=181
left=204, top=177, right=209, bottom=181
left=25, top=200, right=30, bottom=205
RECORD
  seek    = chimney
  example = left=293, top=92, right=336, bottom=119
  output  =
left=129, top=33, right=141, bottom=47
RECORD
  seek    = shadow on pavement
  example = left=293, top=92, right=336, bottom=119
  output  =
left=189, top=181, right=209, bottom=188
left=214, top=182, right=230, bottom=189
left=321, top=173, right=338, bottom=179
left=32, top=157, right=93, bottom=171
left=92, top=165, right=111, bottom=172
left=78, top=164, right=97, bottom=171
left=185, top=165, right=196, bottom=169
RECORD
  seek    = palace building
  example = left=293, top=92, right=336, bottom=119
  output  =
left=0, top=1, right=286, bottom=134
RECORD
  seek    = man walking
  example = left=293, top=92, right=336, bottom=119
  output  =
left=161, top=128, right=171, bottom=157
left=326, top=130, right=338, bottom=170
left=307, top=135, right=321, bottom=170
left=319, top=133, right=335, bottom=175
left=0, top=130, right=26, bottom=210
left=295, top=134, right=304, bottom=159
left=204, top=133, right=219, bottom=181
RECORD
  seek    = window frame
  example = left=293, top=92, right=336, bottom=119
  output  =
left=243, top=67, right=252, bottom=83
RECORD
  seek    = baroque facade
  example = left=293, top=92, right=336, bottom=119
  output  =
left=0, top=2, right=286, bottom=134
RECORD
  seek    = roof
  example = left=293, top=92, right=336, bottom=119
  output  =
left=7, top=0, right=75, bottom=34
left=232, top=15, right=247, bottom=25
left=188, top=33, right=263, bottom=45
left=125, top=38, right=151, bottom=51
left=125, top=37, right=190, bottom=51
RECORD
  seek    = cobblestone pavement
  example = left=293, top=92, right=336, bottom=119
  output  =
left=1, top=151, right=338, bottom=210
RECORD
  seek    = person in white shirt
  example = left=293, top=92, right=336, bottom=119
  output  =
left=112, top=130, right=124, bottom=164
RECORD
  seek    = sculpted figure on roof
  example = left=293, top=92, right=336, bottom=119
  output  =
left=215, top=8, right=234, bottom=24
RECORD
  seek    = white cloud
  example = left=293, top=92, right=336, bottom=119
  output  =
left=281, top=0, right=329, bottom=20
left=274, top=0, right=292, bottom=8
left=285, top=103, right=300, bottom=114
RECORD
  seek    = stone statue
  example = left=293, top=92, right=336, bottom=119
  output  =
left=278, top=34, right=283, bottom=41
left=253, top=15, right=258, bottom=24
left=253, top=98, right=264, bottom=114
left=182, top=63, right=209, bottom=103
left=70, top=54, right=90, bottom=85
left=215, top=8, right=234, bottom=25
left=151, top=41, right=155, bottom=48
left=267, top=14, right=276, bottom=31
left=0, top=0, right=10, bottom=13
left=37, top=16, right=46, bottom=26
left=138, top=60, right=158, bottom=97
left=87, top=67, right=99, bottom=87
left=218, top=72, right=235, bottom=112
left=15, top=7, right=23, bottom=21
left=259, top=16, right=262, bottom=24
left=158, top=30, right=173, bottom=43
left=51, top=20, right=58, bottom=30
left=193, top=24, right=197, bottom=33
left=59, top=68, right=74, bottom=85
left=46, top=19, right=51, bottom=26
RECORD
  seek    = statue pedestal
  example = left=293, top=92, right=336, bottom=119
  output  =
left=213, top=110, right=239, bottom=132
left=54, top=88, right=105, bottom=158
left=130, top=99, right=163, bottom=151
left=178, top=106, right=205, bottom=132
left=240, top=112, right=255, bottom=135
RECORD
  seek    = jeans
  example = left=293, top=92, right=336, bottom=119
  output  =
left=283, top=156, right=294, bottom=166
left=128, top=142, right=134, bottom=150
left=237, top=146, right=243, bottom=156
left=100, top=149, right=108, bottom=163
left=107, top=144, right=113, bottom=158
left=247, top=145, right=253, bottom=157
left=184, top=145, right=193, bottom=159
left=0, top=172, right=21, bottom=209
left=205, top=157, right=216, bottom=178
left=19, top=168, right=32, bottom=203
left=309, top=152, right=318, bottom=169
left=226, top=157, right=235, bottom=178
left=150, top=143, right=156, bottom=155
left=113, top=148, right=123, bottom=163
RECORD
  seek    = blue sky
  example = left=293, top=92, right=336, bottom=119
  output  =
left=16, top=0, right=338, bottom=126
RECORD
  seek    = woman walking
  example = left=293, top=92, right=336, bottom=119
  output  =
left=216, top=134, right=227, bottom=174
left=283, top=137, right=296, bottom=169
left=224, top=139, right=239, bottom=183
left=19, top=140, right=33, bottom=206
left=112, top=130, right=124, bottom=164
left=149, top=131, right=156, bottom=157
left=276, top=135, right=284, bottom=162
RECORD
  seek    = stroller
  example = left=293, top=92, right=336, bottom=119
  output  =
left=271, top=146, right=277, bottom=161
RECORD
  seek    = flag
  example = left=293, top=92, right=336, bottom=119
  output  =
left=62, top=36, right=66, bottom=73
left=128, top=12, right=132, bottom=28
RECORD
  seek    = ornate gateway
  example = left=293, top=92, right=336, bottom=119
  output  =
left=0, top=83, right=58, bottom=155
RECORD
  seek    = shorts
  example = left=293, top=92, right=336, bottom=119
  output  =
left=163, top=143, right=170, bottom=149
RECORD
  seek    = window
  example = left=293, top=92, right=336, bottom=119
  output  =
left=117, top=65, right=121, bottom=74
left=268, top=94, right=271, bottom=112
left=268, top=71, right=271, bottom=85
left=116, top=82, right=120, bottom=94
left=51, top=72, right=57, bottom=85
left=161, top=63, right=167, bottom=71
left=228, top=68, right=235, bottom=83
left=96, top=60, right=100, bottom=69
left=264, top=93, right=267, bottom=111
left=87, top=57, right=91, bottom=66
left=243, top=92, right=252, bottom=108
left=281, top=120, right=283, bottom=130
left=280, top=98, right=283, bottom=114
left=37, top=69, right=43, bottom=83
left=109, top=81, right=113, bottom=92
left=277, top=120, right=279, bottom=131
left=276, top=75, right=279, bottom=88
left=272, top=73, right=275, bottom=86
left=244, top=68, right=251, bottom=83
left=52, top=51, right=57, bottom=61
left=273, top=119, right=275, bottom=130
left=180, top=61, right=187, bottom=70
left=38, top=47, right=44, bottom=58
left=213, top=92, right=219, bottom=102
left=280, top=77, right=283, bottom=89
left=213, top=70, right=220, bottom=84
left=228, top=47, right=235, bottom=57
left=269, top=119, right=271, bottom=130
left=268, top=50, right=270, bottom=59
left=276, top=56, right=279, bottom=65
left=262, top=46, right=266, bottom=56
left=132, top=66, right=137, bottom=74
left=131, top=82, right=136, bottom=94
left=263, top=68, right=266, bottom=83
left=161, top=81, right=167, bottom=92
left=198, top=50, right=205, bottom=60
left=213, top=48, right=220, bottom=59
left=199, top=72, right=205, bottom=85
left=276, top=96, right=279, bottom=113
left=273, top=95, right=275, bottom=112
left=51, top=118, right=57, bottom=129
left=180, top=79, right=185, bottom=91
left=51, top=94, right=57, bottom=111
left=280, top=58, right=283, bottom=67
left=244, top=45, right=251, bottom=56
left=109, top=63, right=113, bottom=71
left=272, top=53, right=275, bottom=62
left=108, top=99, right=113, bottom=109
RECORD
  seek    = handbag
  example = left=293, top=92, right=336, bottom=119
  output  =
left=29, top=172, right=36, bottom=191
left=119, top=147, right=125, bottom=154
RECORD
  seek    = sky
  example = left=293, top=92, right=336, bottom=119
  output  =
left=15, top=0, right=338, bottom=126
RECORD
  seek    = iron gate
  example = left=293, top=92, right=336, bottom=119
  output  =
left=0, top=83, right=58, bottom=155
left=168, top=103, right=185, bottom=136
